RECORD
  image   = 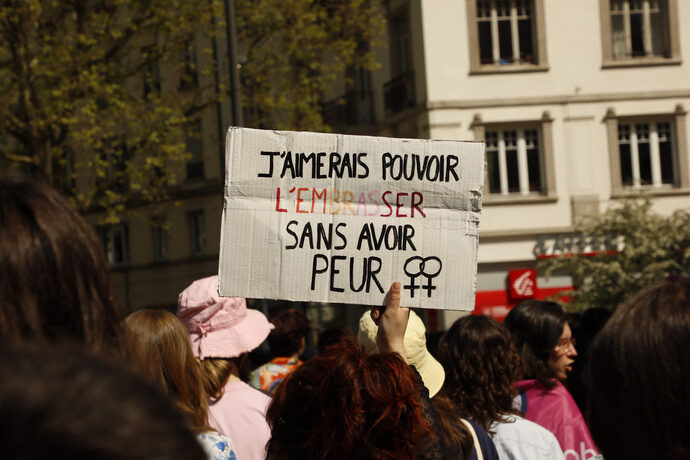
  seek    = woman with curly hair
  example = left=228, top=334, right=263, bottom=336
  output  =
left=359, top=309, right=498, bottom=460
left=504, top=300, right=598, bottom=459
left=265, top=282, right=440, bottom=460
left=436, top=315, right=565, bottom=460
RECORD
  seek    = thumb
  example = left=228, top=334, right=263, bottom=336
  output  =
left=386, top=281, right=401, bottom=312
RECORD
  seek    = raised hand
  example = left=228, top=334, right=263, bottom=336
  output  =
left=371, top=281, right=409, bottom=362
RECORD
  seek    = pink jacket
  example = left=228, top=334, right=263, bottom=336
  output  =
left=515, top=380, right=599, bottom=460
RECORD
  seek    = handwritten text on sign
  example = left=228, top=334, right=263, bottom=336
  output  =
left=218, top=128, right=485, bottom=310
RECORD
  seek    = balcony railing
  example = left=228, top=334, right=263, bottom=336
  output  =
left=384, top=72, right=415, bottom=116
left=323, top=90, right=374, bottom=129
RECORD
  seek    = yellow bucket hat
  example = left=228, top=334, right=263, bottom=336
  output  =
left=357, top=309, right=445, bottom=398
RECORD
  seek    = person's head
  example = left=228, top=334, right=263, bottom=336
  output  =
left=316, top=326, right=352, bottom=354
left=589, top=277, right=690, bottom=460
left=123, top=309, right=210, bottom=432
left=0, top=176, right=122, bottom=352
left=0, top=345, right=206, bottom=460
left=268, top=309, right=311, bottom=358
left=266, top=336, right=432, bottom=460
left=504, top=299, right=576, bottom=386
left=436, top=315, right=521, bottom=433
left=358, top=309, right=445, bottom=398
left=177, top=275, right=272, bottom=399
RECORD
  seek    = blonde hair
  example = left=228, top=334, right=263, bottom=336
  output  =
left=197, top=357, right=235, bottom=401
left=123, top=309, right=211, bottom=432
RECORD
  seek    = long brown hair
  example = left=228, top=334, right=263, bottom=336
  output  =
left=123, top=309, right=211, bottom=432
left=197, top=357, right=234, bottom=401
left=436, top=315, right=522, bottom=434
left=589, top=277, right=690, bottom=460
left=0, top=176, right=122, bottom=352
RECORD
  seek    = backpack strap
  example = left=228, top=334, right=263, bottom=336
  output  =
left=459, top=419, right=483, bottom=460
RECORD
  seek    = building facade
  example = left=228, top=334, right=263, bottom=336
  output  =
left=325, top=0, right=690, bottom=329
left=106, top=1, right=689, bottom=336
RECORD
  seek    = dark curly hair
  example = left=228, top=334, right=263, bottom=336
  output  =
left=436, top=315, right=522, bottom=434
left=504, top=300, right=566, bottom=388
left=266, top=336, right=433, bottom=460
left=268, top=309, right=311, bottom=357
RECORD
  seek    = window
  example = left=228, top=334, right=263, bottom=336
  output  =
left=486, top=129, right=542, bottom=195
left=97, top=138, right=128, bottom=194
left=179, top=39, right=198, bottom=90
left=606, top=106, right=689, bottom=193
left=600, top=0, right=680, bottom=66
left=467, top=0, right=548, bottom=73
left=472, top=112, right=556, bottom=201
left=389, top=11, right=412, bottom=77
left=186, top=119, right=204, bottom=180
left=618, top=122, right=674, bottom=188
left=384, top=10, right=415, bottom=115
left=142, top=45, right=161, bottom=97
left=187, top=210, right=206, bottom=256
left=99, top=223, right=129, bottom=266
left=151, top=218, right=168, bottom=262
left=52, top=149, right=76, bottom=197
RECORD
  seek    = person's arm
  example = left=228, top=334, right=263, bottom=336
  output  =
left=370, top=281, right=409, bottom=362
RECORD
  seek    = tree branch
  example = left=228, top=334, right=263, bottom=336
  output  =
left=0, top=149, right=37, bottom=165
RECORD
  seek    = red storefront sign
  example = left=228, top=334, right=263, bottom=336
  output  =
left=473, top=285, right=572, bottom=322
left=508, top=269, right=537, bottom=300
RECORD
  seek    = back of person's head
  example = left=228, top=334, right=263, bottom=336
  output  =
left=358, top=309, right=445, bottom=398
left=589, top=277, right=690, bottom=460
left=504, top=299, right=566, bottom=387
left=437, top=315, right=521, bottom=433
left=123, top=309, right=209, bottom=431
left=268, top=309, right=311, bottom=357
left=266, top=336, right=432, bottom=460
left=578, top=307, right=612, bottom=351
left=0, top=346, right=206, bottom=460
left=0, top=176, right=121, bottom=352
left=177, top=275, right=273, bottom=399
left=316, top=326, right=352, bottom=354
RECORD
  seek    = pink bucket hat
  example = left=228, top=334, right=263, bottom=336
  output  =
left=177, top=275, right=273, bottom=360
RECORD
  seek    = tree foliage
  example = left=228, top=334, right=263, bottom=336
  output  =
left=540, top=196, right=690, bottom=312
left=0, top=0, right=384, bottom=222
left=236, top=0, right=384, bottom=131
left=0, top=0, right=225, bottom=222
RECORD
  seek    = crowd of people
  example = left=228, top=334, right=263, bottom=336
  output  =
left=0, top=175, right=688, bottom=460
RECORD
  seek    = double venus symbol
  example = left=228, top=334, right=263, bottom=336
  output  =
left=403, top=256, right=442, bottom=298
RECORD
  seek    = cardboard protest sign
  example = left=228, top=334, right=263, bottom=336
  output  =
left=219, top=127, right=484, bottom=310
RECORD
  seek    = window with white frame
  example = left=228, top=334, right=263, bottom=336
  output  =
left=187, top=210, right=206, bottom=256
left=606, top=107, right=689, bottom=194
left=468, top=0, right=547, bottom=71
left=601, top=0, right=680, bottom=65
left=99, top=223, right=129, bottom=266
left=485, top=128, right=543, bottom=195
left=610, top=0, right=669, bottom=58
left=477, top=0, right=534, bottom=65
left=617, top=121, right=675, bottom=188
